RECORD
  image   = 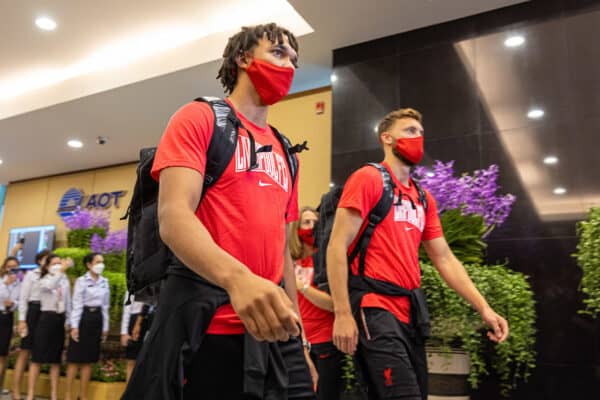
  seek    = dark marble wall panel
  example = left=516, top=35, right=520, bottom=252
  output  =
left=332, top=1, right=600, bottom=399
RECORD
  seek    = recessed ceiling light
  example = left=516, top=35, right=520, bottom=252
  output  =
left=553, top=187, right=567, bottom=195
left=35, top=16, right=57, bottom=31
left=330, top=74, right=338, bottom=83
left=543, top=156, right=558, bottom=165
left=527, top=108, right=545, bottom=119
left=0, top=159, right=3, bottom=165
left=504, top=35, right=525, bottom=48
left=67, top=139, right=83, bottom=148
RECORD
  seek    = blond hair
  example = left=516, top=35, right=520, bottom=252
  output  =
left=376, top=108, right=422, bottom=141
left=289, top=206, right=318, bottom=260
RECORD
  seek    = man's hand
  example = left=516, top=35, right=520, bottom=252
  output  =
left=332, top=312, right=358, bottom=355
left=227, top=271, right=300, bottom=342
left=70, top=328, right=79, bottom=342
left=121, top=334, right=131, bottom=347
left=480, top=307, right=509, bottom=343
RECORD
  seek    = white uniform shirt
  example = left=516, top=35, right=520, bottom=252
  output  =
left=70, top=272, right=110, bottom=332
left=120, top=292, right=147, bottom=335
left=0, top=275, right=20, bottom=312
left=18, top=268, right=43, bottom=321
left=38, top=271, right=71, bottom=324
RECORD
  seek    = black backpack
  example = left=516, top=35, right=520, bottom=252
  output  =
left=312, top=163, right=427, bottom=290
left=123, top=97, right=307, bottom=304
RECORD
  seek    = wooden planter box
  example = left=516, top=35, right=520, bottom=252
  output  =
left=427, top=347, right=470, bottom=400
left=3, top=368, right=126, bottom=399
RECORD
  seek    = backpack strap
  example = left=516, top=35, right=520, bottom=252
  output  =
left=348, top=163, right=396, bottom=276
left=412, top=179, right=428, bottom=213
left=269, top=125, right=306, bottom=190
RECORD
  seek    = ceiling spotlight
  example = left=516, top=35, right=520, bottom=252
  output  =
left=553, top=187, right=567, bottom=195
left=67, top=139, right=83, bottom=148
left=543, top=156, right=558, bottom=165
left=0, top=159, right=3, bottom=165
left=504, top=35, right=525, bottom=48
left=35, top=16, right=57, bottom=31
left=527, top=108, right=545, bottom=119
left=330, top=74, right=338, bottom=83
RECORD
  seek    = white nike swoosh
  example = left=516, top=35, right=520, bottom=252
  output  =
left=258, top=180, right=272, bottom=187
left=405, top=227, right=414, bottom=231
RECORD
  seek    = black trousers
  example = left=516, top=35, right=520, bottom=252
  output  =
left=183, top=334, right=315, bottom=400
left=356, top=308, right=427, bottom=400
left=309, top=341, right=345, bottom=400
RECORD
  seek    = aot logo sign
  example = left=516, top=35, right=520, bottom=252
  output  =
left=57, top=188, right=127, bottom=218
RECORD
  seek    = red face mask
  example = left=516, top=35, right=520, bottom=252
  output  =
left=297, top=228, right=315, bottom=247
left=394, top=136, right=424, bottom=165
left=246, top=59, right=294, bottom=105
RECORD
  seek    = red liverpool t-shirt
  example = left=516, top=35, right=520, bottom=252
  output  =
left=295, top=255, right=335, bottom=344
left=338, top=162, right=443, bottom=324
left=151, top=99, right=299, bottom=334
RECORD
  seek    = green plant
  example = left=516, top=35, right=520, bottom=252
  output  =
left=104, top=271, right=127, bottom=334
left=419, top=209, right=487, bottom=265
left=341, top=354, right=359, bottom=393
left=574, top=207, right=600, bottom=318
left=67, top=227, right=106, bottom=249
left=103, top=251, right=126, bottom=273
left=91, top=359, right=127, bottom=382
left=421, top=262, right=536, bottom=395
left=54, top=247, right=89, bottom=278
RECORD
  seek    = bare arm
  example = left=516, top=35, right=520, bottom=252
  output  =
left=158, top=167, right=299, bottom=341
left=298, top=284, right=334, bottom=312
left=423, top=237, right=509, bottom=343
left=327, top=207, right=364, bottom=354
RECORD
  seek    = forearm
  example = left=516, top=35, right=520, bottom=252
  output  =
left=302, top=286, right=334, bottom=312
left=283, top=252, right=302, bottom=326
left=327, top=243, right=352, bottom=315
left=160, top=206, right=250, bottom=291
left=435, top=255, right=489, bottom=313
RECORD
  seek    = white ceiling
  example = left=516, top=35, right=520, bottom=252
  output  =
left=0, top=0, right=527, bottom=183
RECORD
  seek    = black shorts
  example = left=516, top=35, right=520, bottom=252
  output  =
left=67, top=307, right=103, bottom=363
left=0, top=311, right=14, bottom=356
left=32, top=311, right=65, bottom=364
left=356, top=308, right=427, bottom=400
left=183, top=334, right=315, bottom=400
left=309, top=341, right=345, bottom=400
left=20, top=301, right=41, bottom=350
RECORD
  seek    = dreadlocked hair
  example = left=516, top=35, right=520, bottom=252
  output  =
left=217, top=23, right=299, bottom=94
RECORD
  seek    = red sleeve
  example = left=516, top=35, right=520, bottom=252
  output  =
left=150, top=101, right=215, bottom=181
left=338, top=166, right=383, bottom=219
left=422, top=189, right=444, bottom=241
left=285, top=158, right=300, bottom=223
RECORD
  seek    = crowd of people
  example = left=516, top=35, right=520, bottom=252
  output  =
left=1, top=21, right=510, bottom=400
left=0, top=246, right=152, bottom=400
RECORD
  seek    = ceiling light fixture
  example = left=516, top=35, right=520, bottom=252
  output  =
left=553, top=187, right=567, bottom=195
left=543, top=156, right=558, bottom=165
left=67, top=139, right=83, bottom=148
left=330, top=74, right=338, bottom=83
left=527, top=108, right=545, bottom=119
left=504, top=35, right=525, bottom=48
left=0, top=159, right=3, bottom=165
left=35, top=16, right=57, bottom=31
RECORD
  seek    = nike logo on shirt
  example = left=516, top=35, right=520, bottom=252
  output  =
left=258, top=180, right=272, bottom=187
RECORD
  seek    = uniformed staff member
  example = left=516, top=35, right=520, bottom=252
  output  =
left=65, top=252, right=110, bottom=400
left=121, top=292, right=153, bottom=382
left=26, top=254, right=72, bottom=400
left=0, top=257, right=21, bottom=383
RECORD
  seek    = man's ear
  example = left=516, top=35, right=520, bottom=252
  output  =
left=380, top=132, right=393, bottom=145
left=236, top=51, right=251, bottom=70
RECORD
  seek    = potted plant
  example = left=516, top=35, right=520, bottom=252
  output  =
left=413, top=161, right=536, bottom=397
left=573, top=207, right=600, bottom=318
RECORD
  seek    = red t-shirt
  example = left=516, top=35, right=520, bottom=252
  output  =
left=295, top=255, right=334, bottom=344
left=151, top=99, right=299, bottom=334
left=338, top=162, right=443, bottom=324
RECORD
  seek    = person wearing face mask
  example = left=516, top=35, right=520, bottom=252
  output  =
left=64, top=252, right=110, bottom=400
left=327, top=108, right=510, bottom=400
left=12, top=249, right=50, bottom=400
left=27, top=254, right=71, bottom=400
left=290, top=207, right=347, bottom=400
left=123, top=23, right=315, bottom=400
left=0, top=257, right=21, bottom=384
